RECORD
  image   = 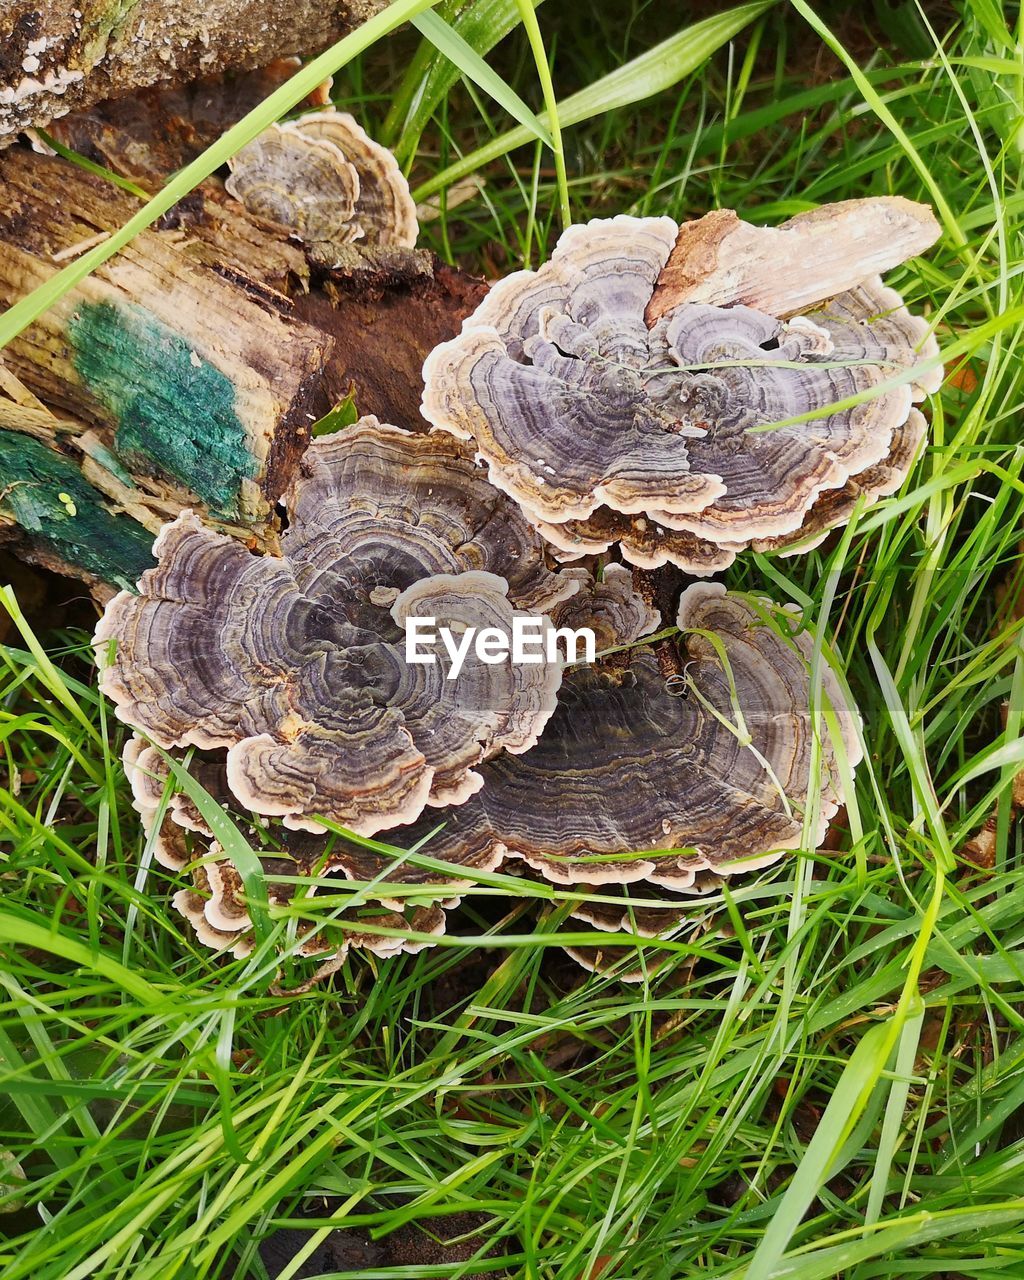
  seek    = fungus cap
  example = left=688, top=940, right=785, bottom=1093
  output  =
left=225, top=112, right=417, bottom=251
left=326, top=585, right=861, bottom=893
left=421, top=203, right=941, bottom=571
left=225, top=125, right=360, bottom=245
left=95, top=417, right=571, bottom=836
left=291, top=109, right=418, bottom=247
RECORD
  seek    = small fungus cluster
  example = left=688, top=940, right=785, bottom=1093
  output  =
left=96, top=170, right=942, bottom=978
left=225, top=108, right=418, bottom=255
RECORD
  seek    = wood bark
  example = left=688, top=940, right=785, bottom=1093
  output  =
left=0, top=144, right=333, bottom=592
left=0, top=2, right=388, bottom=138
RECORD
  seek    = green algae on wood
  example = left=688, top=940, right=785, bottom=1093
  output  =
left=68, top=302, right=257, bottom=519
left=0, top=430, right=155, bottom=591
left=0, top=145, right=332, bottom=540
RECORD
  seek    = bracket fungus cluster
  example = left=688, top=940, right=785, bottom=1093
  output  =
left=225, top=109, right=418, bottom=256
left=96, top=196, right=942, bottom=978
left=122, top=732, right=445, bottom=967
left=97, top=416, right=573, bottom=838
left=352, top=583, right=860, bottom=893
left=109, top=573, right=860, bottom=973
left=421, top=200, right=940, bottom=572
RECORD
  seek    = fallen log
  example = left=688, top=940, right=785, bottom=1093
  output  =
left=0, top=84, right=486, bottom=596
left=49, top=72, right=489, bottom=431
left=0, top=2, right=388, bottom=139
left=0, top=143, right=333, bottom=593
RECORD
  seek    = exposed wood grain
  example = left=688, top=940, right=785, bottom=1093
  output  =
left=0, top=144, right=335, bottom=590
left=645, top=198, right=942, bottom=324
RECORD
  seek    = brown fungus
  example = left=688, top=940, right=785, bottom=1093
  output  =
left=291, top=110, right=418, bottom=247
left=120, top=736, right=446, bottom=965
left=325, top=584, right=861, bottom=894
left=224, top=124, right=360, bottom=246
left=225, top=112, right=417, bottom=254
left=96, top=416, right=573, bottom=837
left=172, top=842, right=446, bottom=965
left=421, top=205, right=941, bottom=572
left=122, top=733, right=224, bottom=871
left=117, top=582, right=857, bottom=971
left=645, top=198, right=942, bottom=323
left=548, top=563, right=661, bottom=651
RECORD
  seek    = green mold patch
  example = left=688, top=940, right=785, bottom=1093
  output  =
left=0, top=431, right=155, bottom=590
left=68, top=301, right=257, bottom=517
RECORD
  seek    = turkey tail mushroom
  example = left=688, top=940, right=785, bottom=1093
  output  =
left=421, top=202, right=941, bottom=572
left=171, top=839, right=447, bottom=964
left=120, top=735, right=448, bottom=966
left=111, top=573, right=859, bottom=970
left=326, top=585, right=861, bottom=895
left=95, top=416, right=574, bottom=838
left=225, top=125, right=361, bottom=246
left=225, top=111, right=418, bottom=254
left=290, top=110, right=418, bottom=247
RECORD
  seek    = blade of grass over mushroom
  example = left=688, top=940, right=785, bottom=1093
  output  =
left=413, top=0, right=776, bottom=201
left=152, top=747, right=272, bottom=947
left=745, top=307, right=1019, bottom=435
left=409, top=10, right=552, bottom=149
left=0, top=0, right=441, bottom=350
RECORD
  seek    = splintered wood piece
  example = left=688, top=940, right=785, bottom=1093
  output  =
left=53, top=80, right=484, bottom=429
left=645, top=197, right=941, bottom=324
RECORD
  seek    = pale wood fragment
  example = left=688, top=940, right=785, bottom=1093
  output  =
left=646, top=198, right=941, bottom=324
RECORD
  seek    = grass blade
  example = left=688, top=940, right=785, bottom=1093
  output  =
left=414, top=0, right=776, bottom=199
left=384, top=0, right=545, bottom=156
left=410, top=9, right=552, bottom=147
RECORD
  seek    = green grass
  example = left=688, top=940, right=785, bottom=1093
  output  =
left=4, top=1, right=1024, bottom=1276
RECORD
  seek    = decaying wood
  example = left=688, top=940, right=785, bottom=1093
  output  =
left=0, top=146, right=330, bottom=523
left=49, top=61, right=315, bottom=186
left=295, top=263, right=487, bottom=429
left=0, top=2, right=388, bottom=139
left=645, top=197, right=942, bottom=325
left=0, top=141, right=332, bottom=590
left=0, top=81, right=485, bottom=595
left=51, top=73, right=488, bottom=428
